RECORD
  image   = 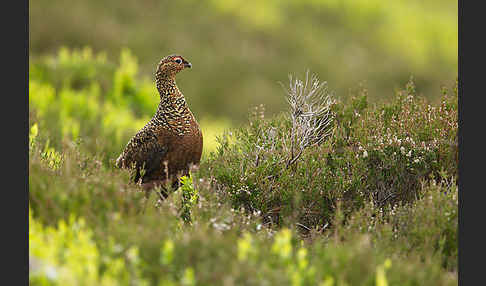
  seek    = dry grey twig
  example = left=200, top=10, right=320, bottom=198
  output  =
left=281, top=70, right=335, bottom=168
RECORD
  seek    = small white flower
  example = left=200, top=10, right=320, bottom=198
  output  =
left=406, top=150, right=412, bottom=157
left=363, top=150, right=368, bottom=158
left=400, top=146, right=405, bottom=154
left=44, top=265, right=58, bottom=280
left=414, top=158, right=419, bottom=163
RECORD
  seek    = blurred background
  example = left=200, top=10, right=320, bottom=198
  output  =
left=29, top=0, right=457, bottom=158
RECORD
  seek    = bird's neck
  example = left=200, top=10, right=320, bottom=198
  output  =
left=155, top=76, right=190, bottom=120
left=156, top=74, right=178, bottom=98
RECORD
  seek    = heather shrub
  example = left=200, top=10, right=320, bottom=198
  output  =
left=202, top=76, right=458, bottom=232
left=330, top=174, right=458, bottom=271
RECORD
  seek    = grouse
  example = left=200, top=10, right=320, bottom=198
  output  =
left=115, top=54, right=203, bottom=194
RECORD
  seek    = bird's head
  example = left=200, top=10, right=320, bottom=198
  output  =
left=156, top=54, right=192, bottom=79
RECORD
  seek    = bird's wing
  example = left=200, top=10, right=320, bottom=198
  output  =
left=116, top=129, right=168, bottom=183
left=132, top=143, right=168, bottom=184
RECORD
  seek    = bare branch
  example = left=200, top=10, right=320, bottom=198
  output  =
left=284, top=70, right=335, bottom=168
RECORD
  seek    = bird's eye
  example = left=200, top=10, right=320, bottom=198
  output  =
left=174, top=58, right=182, bottom=64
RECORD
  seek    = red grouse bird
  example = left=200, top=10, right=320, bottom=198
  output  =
left=116, top=54, right=203, bottom=195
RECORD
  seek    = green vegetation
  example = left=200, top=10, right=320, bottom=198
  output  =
left=204, top=78, right=457, bottom=232
left=30, top=0, right=457, bottom=123
left=29, top=48, right=457, bottom=285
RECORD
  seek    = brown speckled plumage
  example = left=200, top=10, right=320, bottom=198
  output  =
left=116, top=55, right=202, bottom=190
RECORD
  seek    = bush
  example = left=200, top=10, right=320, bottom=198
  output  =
left=202, top=77, right=457, bottom=232
left=29, top=48, right=458, bottom=284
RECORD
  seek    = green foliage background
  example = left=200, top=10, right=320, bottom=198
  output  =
left=30, top=0, right=457, bottom=122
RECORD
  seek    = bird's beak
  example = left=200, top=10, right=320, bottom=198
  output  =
left=184, top=61, right=192, bottom=68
